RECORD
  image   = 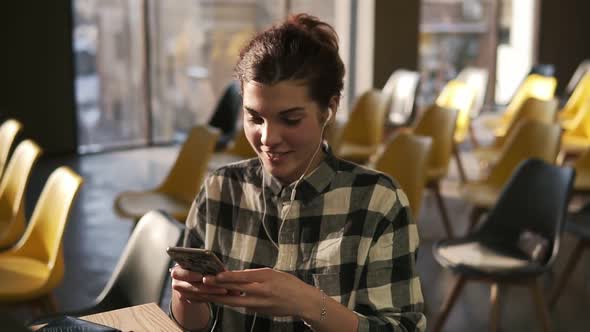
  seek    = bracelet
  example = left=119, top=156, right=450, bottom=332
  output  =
left=303, top=288, right=327, bottom=328
left=168, top=301, right=212, bottom=332
left=319, top=289, right=327, bottom=321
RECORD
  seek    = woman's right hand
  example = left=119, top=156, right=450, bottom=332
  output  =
left=171, top=265, right=230, bottom=303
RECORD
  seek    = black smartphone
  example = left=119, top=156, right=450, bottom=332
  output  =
left=166, top=247, right=226, bottom=276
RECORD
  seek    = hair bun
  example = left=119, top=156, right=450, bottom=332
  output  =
left=287, top=13, right=339, bottom=51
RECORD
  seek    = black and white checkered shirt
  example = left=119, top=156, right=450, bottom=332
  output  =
left=184, top=149, right=426, bottom=331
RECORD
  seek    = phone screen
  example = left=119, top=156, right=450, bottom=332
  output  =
left=167, top=247, right=226, bottom=275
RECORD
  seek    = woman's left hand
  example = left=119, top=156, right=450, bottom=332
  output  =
left=201, top=268, right=317, bottom=317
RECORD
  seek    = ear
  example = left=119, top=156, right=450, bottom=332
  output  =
left=325, top=95, right=340, bottom=123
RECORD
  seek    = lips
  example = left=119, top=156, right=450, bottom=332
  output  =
left=264, top=151, right=290, bottom=162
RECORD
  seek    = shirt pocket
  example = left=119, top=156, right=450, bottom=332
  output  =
left=312, top=272, right=353, bottom=306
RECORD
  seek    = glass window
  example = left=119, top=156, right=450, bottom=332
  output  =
left=73, top=0, right=148, bottom=153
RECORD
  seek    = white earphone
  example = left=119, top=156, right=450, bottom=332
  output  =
left=323, top=108, right=333, bottom=128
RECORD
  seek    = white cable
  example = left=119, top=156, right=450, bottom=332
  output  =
left=261, top=109, right=331, bottom=250
left=254, top=109, right=332, bottom=331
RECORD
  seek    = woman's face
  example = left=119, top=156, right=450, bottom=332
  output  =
left=243, top=80, right=330, bottom=185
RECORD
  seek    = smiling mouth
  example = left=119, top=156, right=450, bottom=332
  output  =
left=264, top=151, right=290, bottom=161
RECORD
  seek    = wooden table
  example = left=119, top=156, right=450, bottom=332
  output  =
left=32, top=302, right=181, bottom=332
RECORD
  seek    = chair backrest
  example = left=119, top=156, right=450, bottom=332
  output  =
left=0, top=119, right=23, bottom=179
left=369, top=132, right=432, bottom=218
left=413, top=105, right=458, bottom=178
left=495, top=97, right=558, bottom=146
left=208, top=81, right=243, bottom=150
left=560, top=72, right=590, bottom=121
left=477, top=159, right=574, bottom=268
left=339, top=90, right=389, bottom=146
left=565, top=59, right=590, bottom=95
left=563, top=98, right=590, bottom=138
left=0, top=140, right=42, bottom=248
left=11, top=167, right=83, bottom=293
left=456, top=67, right=489, bottom=118
left=158, top=125, right=220, bottom=204
left=208, top=81, right=242, bottom=135
left=94, top=210, right=184, bottom=309
left=529, top=63, right=555, bottom=77
left=435, top=80, right=476, bottom=143
left=574, top=145, right=590, bottom=171
left=487, top=120, right=561, bottom=187
left=503, top=74, right=557, bottom=122
left=224, top=127, right=257, bottom=159
left=381, top=69, right=420, bottom=125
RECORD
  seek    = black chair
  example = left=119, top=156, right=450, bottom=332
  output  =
left=0, top=311, right=32, bottom=332
left=549, top=202, right=590, bottom=307
left=432, top=159, right=575, bottom=332
left=207, top=80, right=243, bottom=151
left=530, top=63, right=556, bottom=77
left=29, top=210, right=184, bottom=324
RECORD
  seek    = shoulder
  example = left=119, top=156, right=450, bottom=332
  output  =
left=332, top=157, right=400, bottom=191
left=330, top=158, right=409, bottom=216
left=208, top=157, right=261, bottom=184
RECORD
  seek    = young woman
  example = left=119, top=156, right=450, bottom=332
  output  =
left=170, top=14, right=425, bottom=331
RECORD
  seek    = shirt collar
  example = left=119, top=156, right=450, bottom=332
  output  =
left=261, top=143, right=337, bottom=204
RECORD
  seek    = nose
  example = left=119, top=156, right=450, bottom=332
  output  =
left=260, top=122, right=281, bottom=147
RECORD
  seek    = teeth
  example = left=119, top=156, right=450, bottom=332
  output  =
left=266, top=152, right=285, bottom=158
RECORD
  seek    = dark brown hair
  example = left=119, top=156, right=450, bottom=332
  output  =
left=235, top=13, right=345, bottom=109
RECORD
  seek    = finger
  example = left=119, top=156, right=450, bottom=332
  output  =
left=202, top=293, right=268, bottom=309
left=173, top=280, right=229, bottom=296
left=203, top=280, right=270, bottom=297
left=213, top=268, right=270, bottom=283
left=171, top=266, right=204, bottom=282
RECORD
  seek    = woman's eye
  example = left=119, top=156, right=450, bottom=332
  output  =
left=283, top=118, right=301, bottom=126
left=248, top=115, right=264, bottom=124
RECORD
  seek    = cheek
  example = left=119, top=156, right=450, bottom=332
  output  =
left=243, top=123, right=261, bottom=146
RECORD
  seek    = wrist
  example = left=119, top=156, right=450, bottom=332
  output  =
left=170, top=294, right=212, bottom=332
left=299, top=286, right=326, bottom=326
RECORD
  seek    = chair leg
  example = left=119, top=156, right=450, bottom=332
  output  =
left=468, top=206, right=486, bottom=233
left=453, top=145, right=468, bottom=183
left=529, top=278, right=552, bottom=332
left=433, top=276, right=466, bottom=332
left=549, top=240, right=587, bottom=307
left=40, top=293, right=58, bottom=314
left=431, top=181, right=454, bottom=238
left=469, top=123, right=480, bottom=148
left=489, top=283, right=501, bottom=332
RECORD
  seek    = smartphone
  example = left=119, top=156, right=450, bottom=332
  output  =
left=166, top=247, right=226, bottom=276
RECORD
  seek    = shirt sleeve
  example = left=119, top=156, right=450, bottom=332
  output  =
left=354, top=202, right=427, bottom=331
left=183, top=178, right=209, bottom=249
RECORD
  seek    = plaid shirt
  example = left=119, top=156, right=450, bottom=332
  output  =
left=184, top=149, right=426, bottom=331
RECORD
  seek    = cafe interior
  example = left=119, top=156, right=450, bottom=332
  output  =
left=1, top=0, right=590, bottom=331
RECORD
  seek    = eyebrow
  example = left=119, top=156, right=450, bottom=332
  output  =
left=244, top=106, right=305, bottom=115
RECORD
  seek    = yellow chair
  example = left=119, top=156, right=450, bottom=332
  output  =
left=413, top=105, right=458, bottom=237
left=572, top=147, right=590, bottom=192
left=337, top=90, right=389, bottom=163
left=456, top=67, right=489, bottom=147
left=115, top=125, right=220, bottom=222
left=436, top=80, right=476, bottom=144
left=223, top=128, right=257, bottom=159
left=369, top=132, right=432, bottom=219
left=560, top=98, right=590, bottom=158
left=435, top=80, right=476, bottom=182
left=564, top=60, right=590, bottom=101
left=474, top=97, right=558, bottom=165
left=0, top=119, right=23, bottom=179
left=559, top=72, right=590, bottom=129
left=462, top=120, right=562, bottom=230
left=0, top=167, right=83, bottom=311
left=484, top=74, right=557, bottom=131
left=0, top=140, right=42, bottom=249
